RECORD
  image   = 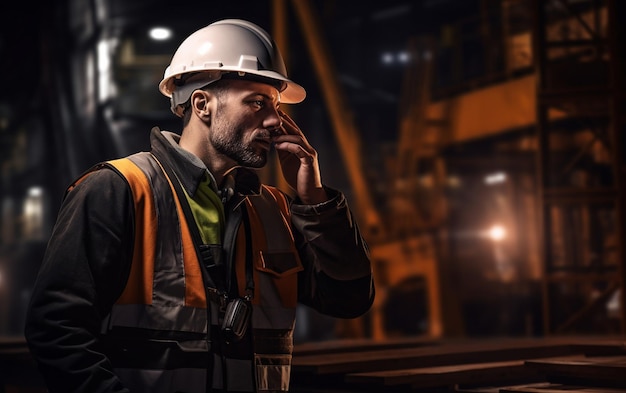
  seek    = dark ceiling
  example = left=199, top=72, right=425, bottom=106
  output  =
left=0, top=0, right=479, bottom=117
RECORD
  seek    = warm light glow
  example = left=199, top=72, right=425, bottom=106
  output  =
left=149, top=27, right=172, bottom=41
left=447, top=175, right=461, bottom=188
left=484, top=171, right=507, bottom=185
left=488, top=225, right=506, bottom=241
left=607, top=288, right=621, bottom=317
left=23, top=186, right=45, bottom=241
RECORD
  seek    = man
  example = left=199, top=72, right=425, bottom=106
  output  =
left=24, top=18, right=374, bottom=393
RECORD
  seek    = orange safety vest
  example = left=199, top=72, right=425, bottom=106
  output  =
left=72, top=152, right=303, bottom=392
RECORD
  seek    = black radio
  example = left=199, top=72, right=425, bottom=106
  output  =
left=221, top=297, right=252, bottom=343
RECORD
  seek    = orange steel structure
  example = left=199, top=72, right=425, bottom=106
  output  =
left=273, top=0, right=625, bottom=339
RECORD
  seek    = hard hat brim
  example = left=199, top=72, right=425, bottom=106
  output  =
left=160, top=69, right=306, bottom=106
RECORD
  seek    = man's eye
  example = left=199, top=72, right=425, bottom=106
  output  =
left=252, top=100, right=264, bottom=108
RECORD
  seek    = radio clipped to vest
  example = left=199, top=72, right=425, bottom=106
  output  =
left=222, top=203, right=256, bottom=343
left=200, top=205, right=255, bottom=344
left=221, top=294, right=251, bottom=342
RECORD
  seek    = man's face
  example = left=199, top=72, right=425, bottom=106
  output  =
left=209, top=79, right=282, bottom=168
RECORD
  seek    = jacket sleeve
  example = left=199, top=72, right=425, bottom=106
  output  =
left=24, top=168, right=134, bottom=393
left=290, top=187, right=375, bottom=318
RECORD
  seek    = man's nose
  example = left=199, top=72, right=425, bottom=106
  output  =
left=265, top=108, right=282, bottom=131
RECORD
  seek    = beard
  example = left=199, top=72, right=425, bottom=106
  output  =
left=209, top=115, right=268, bottom=168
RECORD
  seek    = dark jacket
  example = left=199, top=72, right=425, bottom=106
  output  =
left=24, top=128, right=374, bottom=393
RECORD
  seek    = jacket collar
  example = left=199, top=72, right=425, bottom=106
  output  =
left=149, top=127, right=262, bottom=198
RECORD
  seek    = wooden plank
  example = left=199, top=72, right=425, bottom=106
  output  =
left=293, top=337, right=622, bottom=375
left=454, top=382, right=549, bottom=393
left=567, top=339, right=626, bottom=357
left=294, top=335, right=441, bottom=356
left=345, top=360, right=543, bottom=389
left=524, top=355, right=626, bottom=387
left=501, top=381, right=626, bottom=392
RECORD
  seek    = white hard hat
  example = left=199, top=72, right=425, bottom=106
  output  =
left=159, top=19, right=306, bottom=116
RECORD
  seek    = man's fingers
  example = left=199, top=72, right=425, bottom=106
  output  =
left=279, top=111, right=304, bottom=136
left=272, top=134, right=314, bottom=153
left=274, top=141, right=315, bottom=163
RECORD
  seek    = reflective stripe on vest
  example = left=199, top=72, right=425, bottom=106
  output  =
left=106, top=153, right=208, bottom=329
left=74, top=152, right=303, bottom=392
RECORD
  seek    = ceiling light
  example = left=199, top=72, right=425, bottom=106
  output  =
left=149, top=27, right=173, bottom=41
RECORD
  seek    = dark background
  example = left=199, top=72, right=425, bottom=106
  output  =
left=1, top=0, right=624, bottom=345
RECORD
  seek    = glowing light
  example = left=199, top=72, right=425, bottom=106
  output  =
left=485, top=171, right=507, bottom=185
left=381, top=51, right=411, bottom=65
left=397, top=51, right=410, bottom=63
left=97, top=40, right=111, bottom=73
left=149, top=27, right=172, bottom=41
left=382, top=52, right=394, bottom=64
left=23, top=186, right=45, bottom=241
left=97, top=38, right=116, bottom=102
left=28, top=187, right=43, bottom=197
left=488, top=225, right=506, bottom=242
left=447, top=175, right=461, bottom=188
left=607, top=288, right=621, bottom=317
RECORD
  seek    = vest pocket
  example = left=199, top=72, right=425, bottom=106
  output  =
left=254, top=353, right=291, bottom=392
left=254, top=251, right=302, bottom=308
left=257, top=251, right=303, bottom=278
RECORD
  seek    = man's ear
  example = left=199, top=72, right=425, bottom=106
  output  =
left=190, top=90, right=212, bottom=122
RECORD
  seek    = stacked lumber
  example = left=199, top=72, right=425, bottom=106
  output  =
left=290, top=336, right=626, bottom=392
left=2, top=335, right=625, bottom=392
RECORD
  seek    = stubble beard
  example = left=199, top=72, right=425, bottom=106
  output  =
left=210, top=118, right=268, bottom=168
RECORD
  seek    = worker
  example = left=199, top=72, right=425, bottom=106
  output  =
left=24, top=19, right=374, bottom=393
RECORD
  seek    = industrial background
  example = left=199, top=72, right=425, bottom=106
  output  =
left=1, top=0, right=626, bottom=391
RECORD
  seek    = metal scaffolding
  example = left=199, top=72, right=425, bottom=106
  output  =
left=532, top=0, right=626, bottom=335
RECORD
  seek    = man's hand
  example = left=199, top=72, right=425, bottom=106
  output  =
left=272, top=110, right=328, bottom=205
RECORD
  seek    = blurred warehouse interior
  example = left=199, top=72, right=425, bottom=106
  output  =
left=1, top=0, right=626, bottom=346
